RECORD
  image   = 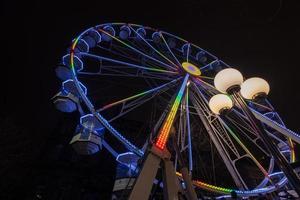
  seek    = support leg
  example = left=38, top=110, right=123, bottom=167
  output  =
left=181, top=167, right=198, bottom=200
left=128, top=152, right=161, bottom=200
left=163, top=159, right=181, bottom=200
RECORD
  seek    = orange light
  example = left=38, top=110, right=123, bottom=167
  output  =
left=155, top=75, right=189, bottom=149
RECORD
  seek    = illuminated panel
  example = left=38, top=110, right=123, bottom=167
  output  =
left=155, top=74, right=189, bottom=150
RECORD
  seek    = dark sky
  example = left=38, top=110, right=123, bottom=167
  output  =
left=3, top=0, right=300, bottom=130
left=2, top=0, right=300, bottom=199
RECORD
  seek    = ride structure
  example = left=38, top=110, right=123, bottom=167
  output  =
left=53, top=22, right=300, bottom=199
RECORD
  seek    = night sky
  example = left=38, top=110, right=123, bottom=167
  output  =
left=2, top=0, right=300, bottom=199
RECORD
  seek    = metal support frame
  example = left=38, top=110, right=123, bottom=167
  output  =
left=251, top=108, right=300, bottom=144
left=173, top=138, right=198, bottom=200
left=191, top=84, right=248, bottom=190
left=128, top=146, right=182, bottom=200
left=232, top=92, right=300, bottom=195
left=65, top=23, right=300, bottom=198
left=185, top=87, right=193, bottom=173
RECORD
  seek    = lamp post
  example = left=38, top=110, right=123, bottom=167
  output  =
left=209, top=68, right=300, bottom=195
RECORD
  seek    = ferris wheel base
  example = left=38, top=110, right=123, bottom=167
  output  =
left=128, top=146, right=180, bottom=200
left=128, top=145, right=197, bottom=200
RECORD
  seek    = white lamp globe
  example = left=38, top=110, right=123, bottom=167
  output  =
left=240, top=77, right=270, bottom=100
left=214, top=68, right=243, bottom=93
left=209, top=94, right=233, bottom=115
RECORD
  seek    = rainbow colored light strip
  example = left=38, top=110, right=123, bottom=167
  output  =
left=288, top=138, right=296, bottom=162
left=175, top=172, right=233, bottom=194
left=98, top=28, right=177, bottom=74
left=101, top=78, right=180, bottom=111
left=155, top=74, right=189, bottom=149
left=101, top=91, right=152, bottom=110
left=70, top=36, right=80, bottom=73
left=219, top=118, right=272, bottom=181
left=128, top=25, right=179, bottom=69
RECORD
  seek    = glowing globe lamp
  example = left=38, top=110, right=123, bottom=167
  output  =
left=214, top=68, right=243, bottom=93
left=209, top=94, right=233, bottom=115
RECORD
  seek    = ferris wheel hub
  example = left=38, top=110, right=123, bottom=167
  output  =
left=181, top=62, right=201, bottom=76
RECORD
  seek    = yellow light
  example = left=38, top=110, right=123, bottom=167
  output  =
left=182, top=62, right=201, bottom=76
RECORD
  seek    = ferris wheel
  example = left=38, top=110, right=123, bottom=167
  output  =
left=53, top=23, right=300, bottom=199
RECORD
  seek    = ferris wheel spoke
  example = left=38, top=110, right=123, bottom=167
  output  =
left=195, top=77, right=215, bottom=88
left=98, top=28, right=177, bottom=71
left=186, top=43, right=191, bottom=63
left=96, top=77, right=182, bottom=112
left=189, top=93, right=248, bottom=189
left=193, top=78, right=218, bottom=96
left=194, top=80, right=271, bottom=156
left=226, top=117, right=270, bottom=156
left=185, top=86, right=193, bottom=173
left=232, top=109, right=263, bottom=136
left=107, top=91, right=176, bottom=123
left=200, top=60, right=220, bottom=71
left=128, top=25, right=179, bottom=70
left=118, top=37, right=164, bottom=68
left=159, top=32, right=182, bottom=67
left=155, top=74, right=190, bottom=150
left=77, top=66, right=177, bottom=81
left=218, top=117, right=274, bottom=184
left=125, top=37, right=181, bottom=72
left=190, top=84, right=255, bottom=189
left=192, top=92, right=242, bottom=158
left=79, top=72, right=175, bottom=81
left=122, top=39, right=178, bottom=73
left=97, top=44, right=176, bottom=77
left=80, top=52, right=177, bottom=75
left=104, top=80, right=181, bottom=123
left=193, top=83, right=278, bottom=186
left=198, top=75, right=214, bottom=80
left=245, top=100, right=274, bottom=112
left=175, top=86, right=194, bottom=173
left=196, top=79, right=290, bottom=156
left=251, top=108, right=300, bottom=145
left=96, top=43, right=162, bottom=70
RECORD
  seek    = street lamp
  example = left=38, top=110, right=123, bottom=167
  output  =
left=214, top=68, right=243, bottom=93
left=240, top=77, right=270, bottom=100
left=210, top=68, right=300, bottom=194
left=209, top=94, right=233, bottom=115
